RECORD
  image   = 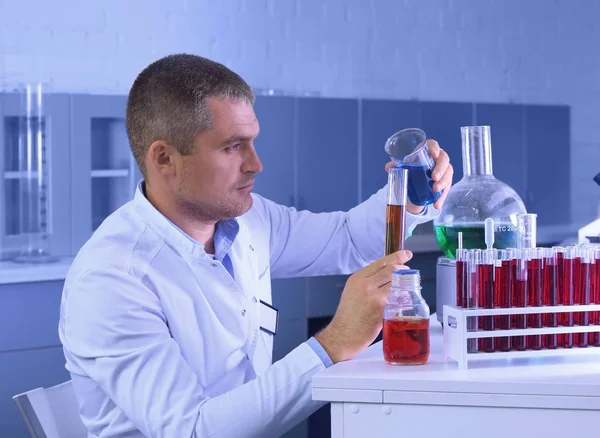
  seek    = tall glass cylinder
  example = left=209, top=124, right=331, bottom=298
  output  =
left=385, top=167, right=408, bottom=255
left=13, top=83, right=57, bottom=263
left=461, top=125, right=494, bottom=176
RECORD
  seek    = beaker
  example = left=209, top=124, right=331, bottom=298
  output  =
left=516, top=213, right=537, bottom=249
left=384, top=128, right=442, bottom=207
left=385, top=167, right=408, bottom=255
left=12, top=83, right=57, bottom=264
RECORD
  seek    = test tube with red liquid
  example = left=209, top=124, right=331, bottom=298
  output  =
left=456, top=234, right=466, bottom=307
left=574, top=247, right=592, bottom=347
left=466, top=249, right=480, bottom=353
left=542, top=248, right=558, bottom=349
left=526, top=248, right=543, bottom=350
left=572, top=247, right=583, bottom=346
left=478, top=249, right=495, bottom=352
left=494, top=249, right=512, bottom=351
left=590, top=247, right=600, bottom=346
left=511, top=248, right=527, bottom=351
left=559, top=247, right=575, bottom=348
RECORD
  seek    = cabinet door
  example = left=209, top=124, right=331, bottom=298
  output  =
left=253, top=96, right=295, bottom=206
left=418, top=101, right=474, bottom=181
left=0, top=347, right=71, bottom=438
left=0, top=92, right=71, bottom=258
left=524, top=105, right=571, bottom=226
left=296, top=97, right=359, bottom=213
left=272, top=318, right=307, bottom=362
left=70, top=94, right=134, bottom=253
left=475, top=103, right=527, bottom=200
left=271, top=277, right=306, bottom=321
left=360, top=99, right=419, bottom=202
left=306, top=275, right=346, bottom=318
left=0, top=281, right=64, bottom=351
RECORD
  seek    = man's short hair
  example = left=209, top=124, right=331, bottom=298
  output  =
left=126, top=54, right=255, bottom=176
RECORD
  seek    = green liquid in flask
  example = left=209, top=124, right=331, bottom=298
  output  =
left=434, top=223, right=518, bottom=259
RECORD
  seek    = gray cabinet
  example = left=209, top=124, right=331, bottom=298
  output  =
left=475, top=103, right=527, bottom=200
left=0, top=280, right=67, bottom=437
left=296, top=97, right=359, bottom=212
left=0, top=92, right=72, bottom=259
left=524, top=105, right=571, bottom=226
left=70, top=94, right=138, bottom=253
left=253, top=96, right=296, bottom=206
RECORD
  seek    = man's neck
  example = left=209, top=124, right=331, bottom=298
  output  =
left=144, top=182, right=217, bottom=254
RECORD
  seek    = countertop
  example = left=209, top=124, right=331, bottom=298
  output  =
left=312, top=314, right=600, bottom=404
left=0, top=257, right=74, bottom=285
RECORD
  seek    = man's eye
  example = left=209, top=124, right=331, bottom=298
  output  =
left=226, top=143, right=241, bottom=152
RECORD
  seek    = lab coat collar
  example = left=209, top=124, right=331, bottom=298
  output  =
left=132, top=179, right=240, bottom=260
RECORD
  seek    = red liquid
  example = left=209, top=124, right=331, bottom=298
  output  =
left=592, top=259, right=600, bottom=346
left=385, top=204, right=406, bottom=255
left=511, top=277, right=527, bottom=351
left=573, top=257, right=585, bottom=346
left=383, top=316, right=430, bottom=364
left=456, top=260, right=465, bottom=307
left=477, top=264, right=494, bottom=352
left=526, top=258, right=542, bottom=350
left=467, top=271, right=478, bottom=353
left=542, top=263, right=557, bottom=349
left=494, top=261, right=511, bottom=351
left=559, top=255, right=574, bottom=348
left=575, top=260, right=592, bottom=347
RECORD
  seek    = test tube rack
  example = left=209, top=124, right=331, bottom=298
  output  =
left=443, top=304, right=600, bottom=369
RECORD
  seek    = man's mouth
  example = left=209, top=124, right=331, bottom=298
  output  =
left=238, top=180, right=254, bottom=189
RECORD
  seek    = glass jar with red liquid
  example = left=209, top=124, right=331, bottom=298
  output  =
left=383, top=269, right=431, bottom=365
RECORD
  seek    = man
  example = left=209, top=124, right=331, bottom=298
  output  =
left=58, top=54, right=453, bottom=437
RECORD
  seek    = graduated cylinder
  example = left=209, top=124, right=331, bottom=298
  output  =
left=385, top=167, right=408, bottom=255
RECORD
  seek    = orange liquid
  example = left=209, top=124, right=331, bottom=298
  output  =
left=383, top=316, right=430, bottom=365
left=385, top=204, right=406, bottom=255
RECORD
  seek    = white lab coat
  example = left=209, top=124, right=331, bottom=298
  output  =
left=58, top=181, right=437, bottom=437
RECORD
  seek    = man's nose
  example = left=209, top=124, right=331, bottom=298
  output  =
left=243, top=146, right=263, bottom=174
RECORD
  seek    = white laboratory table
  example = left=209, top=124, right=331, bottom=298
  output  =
left=311, top=315, right=600, bottom=438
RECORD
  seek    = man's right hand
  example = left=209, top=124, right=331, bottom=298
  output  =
left=314, top=250, right=413, bottom=363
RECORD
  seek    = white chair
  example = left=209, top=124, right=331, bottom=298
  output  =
left=13, top=380, right=88, bottom=438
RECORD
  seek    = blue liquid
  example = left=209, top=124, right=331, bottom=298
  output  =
left=400, top=163, right=442, bottom=206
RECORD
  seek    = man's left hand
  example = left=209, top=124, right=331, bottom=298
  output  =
left=385, top=139, right=454, bottom=214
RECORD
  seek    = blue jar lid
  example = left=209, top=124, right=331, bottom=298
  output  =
left=393, top=269, right=420, bottom=275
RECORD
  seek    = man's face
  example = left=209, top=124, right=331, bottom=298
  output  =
left=175, top=97, right=263, bottom=222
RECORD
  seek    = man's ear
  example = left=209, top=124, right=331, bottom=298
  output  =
left=147, top=140, right=179, bottom=178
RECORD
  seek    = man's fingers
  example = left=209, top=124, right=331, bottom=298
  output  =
left=360, top=251, right=413, bottom=277
left=431, top=149, right=450, bottom=181
left=426, top=139, right=441, bottom=158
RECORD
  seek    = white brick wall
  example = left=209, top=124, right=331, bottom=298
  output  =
left=1, top=0, right=599, bottom=225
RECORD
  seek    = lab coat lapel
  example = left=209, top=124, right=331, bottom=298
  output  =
left=230, top=222, right=273, bottom=376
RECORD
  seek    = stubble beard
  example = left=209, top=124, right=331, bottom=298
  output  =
left=177, top=189, right=253, bottom=224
